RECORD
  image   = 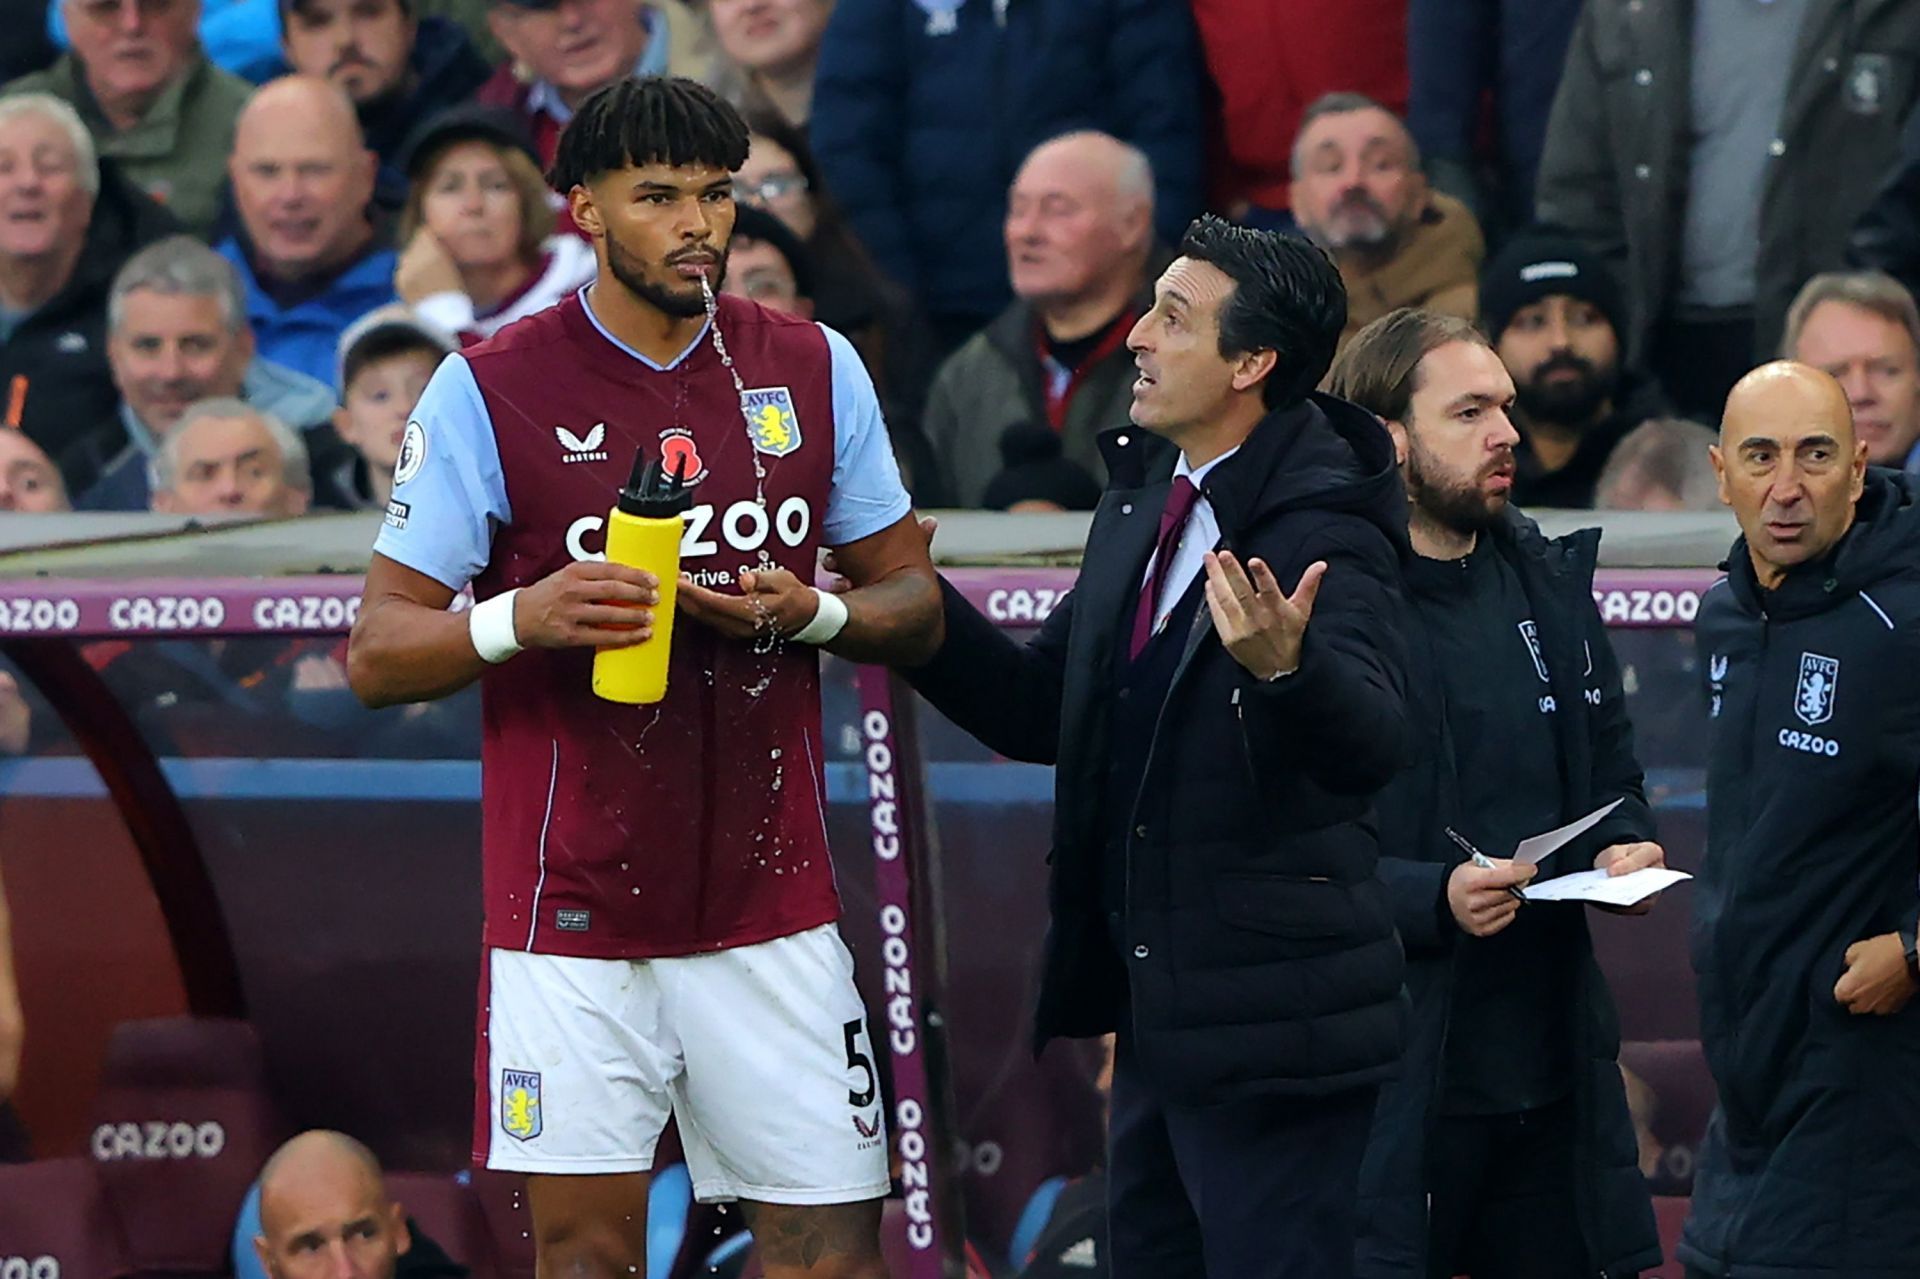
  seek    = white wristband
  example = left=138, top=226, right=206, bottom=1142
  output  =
left=470, top=588, right=524, bottom=664
left=791, top=587, right=850, bottom=645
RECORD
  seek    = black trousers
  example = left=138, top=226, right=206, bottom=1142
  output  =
left=1106, top=1032, right=1377, bottom=1278
left=1426, top=1100, right=1599, bottom=1279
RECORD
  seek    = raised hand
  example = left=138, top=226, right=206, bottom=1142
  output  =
left=1203, top=550, right=1324, bottom=681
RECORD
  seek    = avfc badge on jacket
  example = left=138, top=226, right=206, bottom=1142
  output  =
left=1794, top=653, right=1839, bottom=726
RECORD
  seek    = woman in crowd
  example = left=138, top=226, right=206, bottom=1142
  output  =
left=392, top=107, right=595, bottom=343
left=738, top=109, right=935, bottom=488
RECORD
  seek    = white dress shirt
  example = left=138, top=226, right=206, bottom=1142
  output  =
left=1142, top=445, right=1241, bottom=637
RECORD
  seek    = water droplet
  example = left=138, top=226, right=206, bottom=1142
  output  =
left=631, top=886, right=641, bottom=895
left=620, top=862, right=629, bottom=871
left=770, top=749, right=782, bottom=760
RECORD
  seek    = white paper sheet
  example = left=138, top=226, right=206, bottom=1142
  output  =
left=1521, top=866, right=1691, bottom=906
left=1512, top=798, right=1626, bottom=866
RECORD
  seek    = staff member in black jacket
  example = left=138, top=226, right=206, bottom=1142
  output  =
left=1331, top=309, right=1664, bottom=1279
left=1681, top=362, right=1920, bottom=1279
left=902, top=216, right=1411, bottom=1278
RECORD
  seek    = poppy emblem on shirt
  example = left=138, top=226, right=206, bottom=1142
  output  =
left=659, top=428, right=709, bottom=485
left=740, top=387, right=803, bottom=457
left=1794, top=653, right=1839, bottom=727
left=501, top=1070, right=542, bottom=1141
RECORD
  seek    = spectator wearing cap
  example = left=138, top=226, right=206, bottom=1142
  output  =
left=1290, top=92, right=1484, bottom=352
left=0, top=94, right=178, bottom=494
left=151, top=395, right=310, bottom=515
left=329, top=306, right=451, bottom=507
left=279, top=0, right=492, bottom=209
left=1481, top=232, right=1665, bottom=509
left=1593, top=417, right=1721, bottom=512
left=707, top=0, right=832, bottom=129
left=218, top=76, right=397, bottom=389
left=721, top=200, right=814, bottom=319
left=476, top=0, right=714, bottom=169
left=811, top=0, right=1204, bottom=354
left=1782, top=270, right=1920, bottom=472
left=4, top=0, right=251, bottom=238
left=0, top=429, right=69, bottom=512
left=1537, top=0, right=1920, bottom=421
left=980, top=422, right=1101, bottom=513
left=391, top=106, right=593, bottom=341
left=78, top=235, right=339, bottom=511
left=921, top=131, right=1165, bottom=509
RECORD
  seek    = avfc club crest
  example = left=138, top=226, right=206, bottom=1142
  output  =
left=1794, top=653, right=1839, bottom=727
left=501, top=1069, right=542, bottom=1141
left=740, top=387, right=803, bottom=457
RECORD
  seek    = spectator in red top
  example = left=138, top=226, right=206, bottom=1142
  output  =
left=1187, top=0, right=1407, bottom=227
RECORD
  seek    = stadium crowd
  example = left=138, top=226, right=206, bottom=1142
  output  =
left=0, top=2, right=1918, bottom=1278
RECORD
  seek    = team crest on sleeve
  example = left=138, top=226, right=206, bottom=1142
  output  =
left=1794, top=653, right=1839, bottom=726
left=501, top=1069, right=542, bottom=1140
left=740, top=387, right=803, bottom=456
left=395, top=420, right=426, bottom=486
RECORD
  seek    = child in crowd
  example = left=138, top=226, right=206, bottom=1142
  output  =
left=330, top=309, right=454, bottom=510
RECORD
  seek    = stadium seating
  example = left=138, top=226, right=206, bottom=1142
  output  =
left=0, top=1156, right=133, bottom=1278
left=87, top=1017, right=290, bottom=1275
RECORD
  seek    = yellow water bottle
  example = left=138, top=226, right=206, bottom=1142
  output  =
left=593, top=446, right=696, bottom=704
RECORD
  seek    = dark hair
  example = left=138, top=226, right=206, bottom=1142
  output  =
left=1326, top=307, right=1487, bottom=425
left=344, top=324, right=448, bottom=391
left=1176, top=215, right=1347, bottom=410
left=547, top=76, right=751, bottom=193
left=281, top=0, right=410, bottom=23
left=730, top=202, right=816, bottom=300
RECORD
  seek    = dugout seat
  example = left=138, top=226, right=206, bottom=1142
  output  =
left=0, top=1157, right=133, bottom=1277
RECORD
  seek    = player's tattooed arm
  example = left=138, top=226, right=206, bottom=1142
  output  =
left=678, top=514, right=944, bottom=664
left=348, top=555, right=660, bottom=707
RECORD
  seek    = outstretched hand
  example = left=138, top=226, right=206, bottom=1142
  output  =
left=1202, top=550, right=1323, bottom=681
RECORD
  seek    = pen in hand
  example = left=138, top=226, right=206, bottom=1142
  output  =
left=1445, top=827, right=1529, bottom=902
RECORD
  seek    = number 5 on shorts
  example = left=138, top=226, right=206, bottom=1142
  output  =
left=844, top=1019, right=877, bottom=1108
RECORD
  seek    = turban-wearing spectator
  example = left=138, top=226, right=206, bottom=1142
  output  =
left=79, top=235, right=340, bottom=510
left=0, top=94, right=178, bottom=493
left=217, top=75, right=397, bottom=389
left=392, top=107, right=593, bottom=341
left=0, top=429, right=70, bottom=512
left=811, top=0, right=1205, bottom=353
left=1480, top=230, right=1666, bottom=509
left=706, top=0, right=832, bottom=129
left=1536, top=0, right=1920, bottom=421
left=279, top=0, right=493, bottom=208
left=1782, top=270, right=1920, bottom=472
left=5, top=0, right=252, bottom=238
left=1187, top=0, right=1407, bottom=227
left=475, top=0, right=715, bottom=168
left=150, top=396, right=310, bottom=515
left=1404, top=0, right=1583, bottom=234
left=1290, top=91, right=1484, bottom=352
left=1592, top=418, right=1721, bottom=512
left=921, top=131, right=1160, bottom=509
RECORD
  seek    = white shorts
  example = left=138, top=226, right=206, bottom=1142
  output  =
left=478, top=924, right=892, bottom=1205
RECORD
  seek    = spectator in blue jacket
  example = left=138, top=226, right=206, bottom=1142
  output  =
left=218, top=75, right=397, bottom=388
left=810, top=0, right=1204, bottom=352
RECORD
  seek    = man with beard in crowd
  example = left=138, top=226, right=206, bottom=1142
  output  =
left=1289, top=92, right=1483, bottom=352
left=1482, top=232, right=1666, bottom=508
left=1330, top=307, right=1663, bottom=1279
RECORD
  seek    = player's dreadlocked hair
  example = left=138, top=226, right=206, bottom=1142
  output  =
left=547, top=76, right=751, bottom=193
